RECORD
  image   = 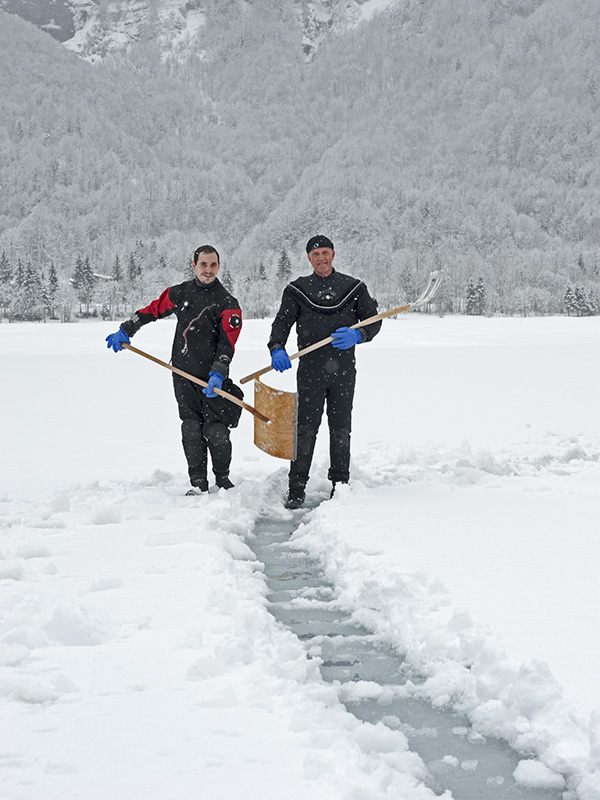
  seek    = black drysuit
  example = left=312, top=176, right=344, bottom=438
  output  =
left=121, top=277, right=242, bottom=486
left=268, top=269, right=380, bottom=489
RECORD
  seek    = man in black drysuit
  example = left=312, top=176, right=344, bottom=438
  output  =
left=268, top=235, right=381, bottom=509
left=105, top=245, right=242, bottom=495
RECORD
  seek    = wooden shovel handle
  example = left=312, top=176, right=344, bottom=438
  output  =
left=122, top=343, right=270, bottom=423
left=239, top=302, right=411, bottom=385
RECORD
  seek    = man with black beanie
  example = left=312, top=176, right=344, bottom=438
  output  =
left=268, top=235, right=381, bottom=509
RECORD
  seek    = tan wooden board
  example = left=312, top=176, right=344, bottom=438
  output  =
left=253, top=377, right=297, bottom=460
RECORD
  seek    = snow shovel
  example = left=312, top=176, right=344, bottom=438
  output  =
left=240, top=269, right=443, bottom=385
left=121, top=343, right=270, bottom=424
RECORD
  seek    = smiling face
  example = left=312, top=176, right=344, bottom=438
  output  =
left=307, top=246, right=335, bottom=277
left=193, top=250, right=220, bottom=285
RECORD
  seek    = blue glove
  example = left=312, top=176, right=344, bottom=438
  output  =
left=271, top=348, right=292, bottom=372
left=331, top=327, right=361, bottom=349
left=203, top=371, right=224, bottom=398
left=105, top=327, right=130, bottom=352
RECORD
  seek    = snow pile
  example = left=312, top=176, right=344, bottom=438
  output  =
left=1, top=471, right=445, bottom=799
left=2, top=444, right=599, bottom=797
left=286, top=456, right=599, bottom=797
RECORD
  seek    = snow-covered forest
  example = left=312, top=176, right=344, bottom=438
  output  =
left=1, top=0, right=599, bottom=319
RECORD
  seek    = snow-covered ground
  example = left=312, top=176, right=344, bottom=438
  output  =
left=1, top=314, right=599, bottom=799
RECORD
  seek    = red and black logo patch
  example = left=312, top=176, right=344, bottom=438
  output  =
left=221, top=308, right=242, bottom=349
left=222, top=309, right=242, bottom=332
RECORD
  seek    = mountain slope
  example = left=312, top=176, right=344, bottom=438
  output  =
left=0, top=0, right=599, bottom=317
left=1, top=0, right=387, bottom=61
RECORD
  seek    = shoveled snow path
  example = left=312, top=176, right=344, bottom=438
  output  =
left=1, top=472, right=442, bottom=799
left=1, top=446, right=598, bottom=799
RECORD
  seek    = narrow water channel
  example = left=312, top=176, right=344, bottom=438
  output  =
left=249, top=511, right=568, bottom=800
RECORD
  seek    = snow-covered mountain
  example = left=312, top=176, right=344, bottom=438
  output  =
left=1, top=0, right=599, bottom=320
left=0, top=0, right=398, bottom=61
left=0, top=0, right=76, bottom=41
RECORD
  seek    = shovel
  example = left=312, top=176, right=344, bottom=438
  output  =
left=121, top=343, right=270, bottom=424
left=244, top=270, right=443, bottom=460
left=240, top=270, right=443, bottom=385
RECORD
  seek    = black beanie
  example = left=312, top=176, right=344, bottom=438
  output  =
left=306, top=235, right=334, bottom=253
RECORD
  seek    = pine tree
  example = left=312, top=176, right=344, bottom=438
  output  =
left=48, top=263, right=59, bottom=319
left=112, top=254, right=123, bottom=282
left=83, top=257, right=96, bottom=314
left=476, top=275, right=486, bottom=315
left=40, top=276, right=51, bottom=321
left=574, top=287, right=589, bottom=316
left=15, top=259, right=25, bottom=288
left=127, top=252, right=142, bottom=283
left=564, top=286, right=575, bottom=315
left=109, top=255, right=124, bottom=317
left=0, top=251, right=13, bottom=321
left=0, top=252, right=11, bottom=284
left=276, top=248, right=291, bottom=282
left=21, top=263, right=45, bottom=320
left=48, top=263, right=59, bottom=296
left=72, top=255, right=96, bottom=314
left=466, top=276, right=486, bottom=315
left=466, top=280, right=477, bottom=315
left=72, top=255, right=85, bottom=292
left=125, top=251, right=143, bottom=311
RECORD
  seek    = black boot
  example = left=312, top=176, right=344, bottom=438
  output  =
left=215, top=473, right=234, bottom=490
left=285, top=485, right=305, bottom=510
left=186, top=479, right=209, bottom=496
left=328, top=427, right=351, bottom=486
